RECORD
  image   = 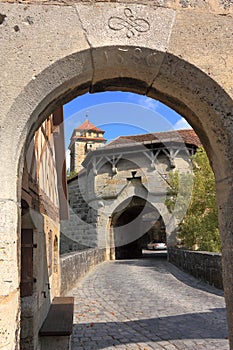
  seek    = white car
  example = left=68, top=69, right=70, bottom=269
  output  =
left=147, top=241, right=167, bottom=250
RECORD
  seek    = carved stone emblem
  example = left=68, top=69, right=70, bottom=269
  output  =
left=108, top=8, right=150, bottom=38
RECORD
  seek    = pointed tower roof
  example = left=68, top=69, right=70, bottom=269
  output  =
left=69, top=118, right=106, bottom=149
left=75, top=119, right=105, bottom=133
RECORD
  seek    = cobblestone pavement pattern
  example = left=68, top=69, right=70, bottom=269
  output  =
left=70, top=255, right=228, bottom=350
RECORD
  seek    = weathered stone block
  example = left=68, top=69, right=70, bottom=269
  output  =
left=168, top=11, right=233, bottom=95
left=76, top=3, right=175, bottom=91
left=168, top=248, right=223, bottom=289
left=0, top=292, right=19, bottom=350
left=60, top=248, right=107, bottom=295
left=0, top=201, right=19, bottom=295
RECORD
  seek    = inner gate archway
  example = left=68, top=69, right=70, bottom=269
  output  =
left=112, top=196, right=148, bottom=260
left=1, top=2, right=233, bottom=348
left=110, top=196, right=167, bottom=260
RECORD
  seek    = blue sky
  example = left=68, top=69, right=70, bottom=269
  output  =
left=64, top=91, right=191, bottom=147
left=64, top=91, right=191, bottom=168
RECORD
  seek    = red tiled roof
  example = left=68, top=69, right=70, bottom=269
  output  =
left=107, top=129, right=201, bottom=148
left=75, top=119, right=105, bottom=133
left=71, top=136, right=106, bottom=142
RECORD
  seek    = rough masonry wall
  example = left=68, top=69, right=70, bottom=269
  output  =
left=60, top=248, right=107, bottom=295
left=61, top=174, right=99, bottom=253
left=74, top=142, right=86, bottom=173
left=0, top=0, right=232, bottom=15
left=0, top=1, right=233, bottom=349
left=168, top=247, right=223, bottom=289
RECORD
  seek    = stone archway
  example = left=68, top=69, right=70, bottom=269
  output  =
left=0, top=2, right=233, bottom=348
left=110, top=195, right=168, bottom=260
left=99, top=174, right=175, bottom=251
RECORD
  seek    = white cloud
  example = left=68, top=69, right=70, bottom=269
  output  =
left=66, top=149, right=70, bottom=170
left=174, top=117, right=192, bottom=130
left=135, top=95, right=159, bottom=111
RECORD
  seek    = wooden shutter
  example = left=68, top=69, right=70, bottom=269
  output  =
left=20, top=229, right=34, bottom=297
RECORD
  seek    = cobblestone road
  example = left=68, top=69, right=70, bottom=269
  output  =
left=70, top=254, right=228, bottom=350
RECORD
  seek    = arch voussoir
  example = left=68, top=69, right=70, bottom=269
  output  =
left=0, top=1, right=233, bottom=348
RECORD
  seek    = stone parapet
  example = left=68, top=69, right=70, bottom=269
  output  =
left=0, top=0, right=233, bottom=347
left=60, top=248, right=107, bottom=295
left=168, top=247, right=223, bottom=289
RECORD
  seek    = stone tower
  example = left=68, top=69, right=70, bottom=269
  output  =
left=69, top=118, right=106, bottom=173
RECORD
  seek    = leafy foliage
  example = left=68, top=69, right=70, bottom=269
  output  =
left=165, top=170, right=193, bottom=223
left=166, top=147, right=221, bottom=252
left=66, top=170, right=77, bottom=180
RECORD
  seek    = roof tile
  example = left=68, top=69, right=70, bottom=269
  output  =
left=107, top=129, right=201, bottom=147
left=75, top=119, right=105, bottom=133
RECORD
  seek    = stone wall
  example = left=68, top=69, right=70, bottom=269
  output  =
left=61, top=173, right=99, bottom=253
left=1, top=1, right=233, bottom=348
left=168, top=247, right=223, bottom=289
left=60, top=248, right=107, bottom=295
left=0, top=0, right=232, bottom=16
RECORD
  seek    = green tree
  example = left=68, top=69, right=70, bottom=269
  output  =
left=66, top=169, right=77, bottom=180
left=166, top=147, right=221, bottom=252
